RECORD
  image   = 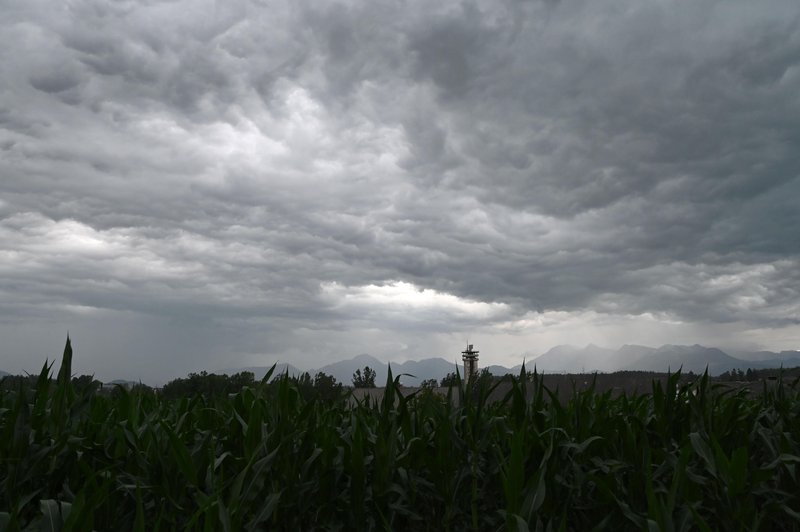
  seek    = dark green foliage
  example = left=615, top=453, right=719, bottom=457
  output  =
left=352, top=366, right=377, bottom=388
left=719, top=367, right=800, bottom=383
left=311, top=371, right=343, bottom=399
left=2, top=340, right=800, bottom=530
left=420, top=378, right=439, bottom=389
left=161, top=371, right=255, bottom=399
left=440, top=371, right=459, bottom=387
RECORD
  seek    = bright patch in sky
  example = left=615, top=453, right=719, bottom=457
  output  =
left=1, top=0, right=799, bottom=382
left=321, top=281, right=510, bottom=319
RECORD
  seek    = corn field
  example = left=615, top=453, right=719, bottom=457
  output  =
left=2, top=339, right=800, bottom=531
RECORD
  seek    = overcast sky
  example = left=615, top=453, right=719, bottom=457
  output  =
left=1, top=0, right=799, bottom=384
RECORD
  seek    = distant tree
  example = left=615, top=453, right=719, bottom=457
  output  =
left=161, top=370, right=255, bottom=400
left=313, top=371, right=344, bottom=401
left=72, top=374, right=101, bottom=394
left=130, top=382, right=154, bottom=395
left=161, top=377, right=191, bottom=399
left=315, top=371, right=339, bottom=388
left=268, top=371, right=344, bottom=403
left=352, top=366, right=377, bottom=388
left=440, top=372, right=459, bottom=387
left=282, top=371, right=313, bottom=401
left=229, top=371, right=255, bottom=390
left=420, top=378, right=438, bottom=389
left=296, top=371, right=313, bottom=387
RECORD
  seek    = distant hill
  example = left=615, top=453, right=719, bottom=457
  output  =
left=733, top=349, right=800, bottom=362
left=218, top=345, right=800, bottom=386
left=0, top=370, right=10, bottom=377
left=623, top=345, right=742, bottom=374
left=744, top=356, right=800, bottom=371
left=485, top=364, right=523, bottom=376
left=530, top=344, right=799, bottom=375
left=530, top=344, right=638, bottom=373
left=317, top=355, right=463, bottom=386
left=729, top=350, right=800, bottom=370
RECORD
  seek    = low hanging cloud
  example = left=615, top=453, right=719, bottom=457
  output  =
left=1, top=0, right=799, bottom=382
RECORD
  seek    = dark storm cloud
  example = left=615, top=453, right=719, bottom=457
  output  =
left=1, top=0, right=799, bottom=380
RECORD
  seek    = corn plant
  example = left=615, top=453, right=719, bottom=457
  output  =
left=1, top=340, right=799, bottom=530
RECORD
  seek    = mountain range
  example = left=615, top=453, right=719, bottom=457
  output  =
left=4, top=345, right=795, bottom=386
left=218, top=344, right=800, bottom=386
left=528, top=344, right=800, bottom=375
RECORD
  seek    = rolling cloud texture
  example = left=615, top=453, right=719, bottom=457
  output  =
left=1, top=0, right=799, bottom=382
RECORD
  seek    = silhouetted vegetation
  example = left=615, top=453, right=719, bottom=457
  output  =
left=159, top=369, right=346, bottom=403
left=352, top=366, right=377, bottom=388
left=440, top=371, right=459, bottom=387
left=3, top=341, right=800, bottom=529
left=289, top=371, right=345, bottom=402
left=420, top=378, right=438, bottom=389
left=718, top=366, right=800, bottom=382
left=161, top=370, right=256, bottom=400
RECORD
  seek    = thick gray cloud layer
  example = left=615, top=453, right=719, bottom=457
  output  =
left=1, top=0, right=799, bottom=382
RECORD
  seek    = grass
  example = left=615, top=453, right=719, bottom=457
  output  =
left=1, top=339, right=800, bottom=530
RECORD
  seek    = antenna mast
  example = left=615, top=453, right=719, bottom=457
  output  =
left=461, top=343, right=479, bottom=385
